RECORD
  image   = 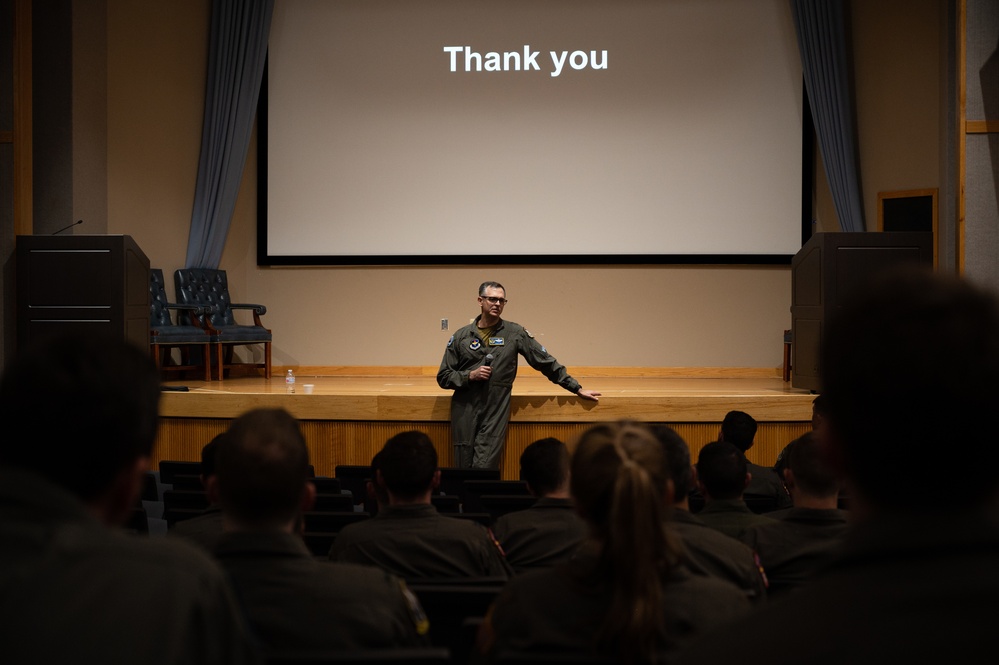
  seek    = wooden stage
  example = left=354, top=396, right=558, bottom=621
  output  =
left=156, top=368, right=815, bottom=480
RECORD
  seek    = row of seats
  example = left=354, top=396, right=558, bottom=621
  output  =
left=143, top=462, right=541, bottom=557
left=147, top=461, right=798, bottom=543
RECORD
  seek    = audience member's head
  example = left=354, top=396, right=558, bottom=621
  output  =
left=365, top=449, right=389, bottom=509
left=696, top=441, right=748, bottom=501
left=720, top=411, right=758, bottom=453
left=810, top=394, right=827, bottom=431
left=650, top=425, right=694, bottom=506
left=0, top=332, right=160, bottom=522
left=783, top=431, right=838, bottom=500
left=820, top=267, right=999, bottom=513
left=519, top=437, right=570, bottom=497
left=377, top=431, right=439, bottom=502
left=199, top=431, right=226, bottom=489
left=570, top=421, right=675, bottom=663
left=214, top=408, right=313, bottom=529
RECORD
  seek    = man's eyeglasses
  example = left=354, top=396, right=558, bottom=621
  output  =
left=481, top=296, right=508, bottom=305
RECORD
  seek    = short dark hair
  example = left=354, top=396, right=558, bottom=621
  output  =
left=478, top=281, right=505, bottom=296
left=696, top=441, right=747, bottom=500
left=650, top=425, right=693, bottom=497
left=785, top=432, right=838, bottom=497
left=821, top=267, right=999, bottom=510
left=811, top=394, right=827, bottom=431
left=200, top=431, right=227, bottom=479
left=367, top=449, right=388, bottom=506
left=378, top=431, right=438, bottom=499
left=519, top=437, right=569, bottom=496
left=215, top=408, right=310, bottom=526
left=0, top=332, right=161, bottom=501
left=811, top=394, right=827, bottom=416
left=720, top=411, right=757, bottom=452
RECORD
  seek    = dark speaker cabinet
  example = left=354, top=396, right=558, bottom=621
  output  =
left=790, top=232, right=933, bottom=392
left=16, top=235, right=150, bottom=351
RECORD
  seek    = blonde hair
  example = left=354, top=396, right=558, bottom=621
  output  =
left=570, top=421, right=675, bottom=663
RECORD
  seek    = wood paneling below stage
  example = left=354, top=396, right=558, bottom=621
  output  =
left=155, top=370, right=815, bottom=480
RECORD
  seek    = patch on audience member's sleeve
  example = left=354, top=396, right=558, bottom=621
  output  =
left=400, top=581, right=430, bottom=636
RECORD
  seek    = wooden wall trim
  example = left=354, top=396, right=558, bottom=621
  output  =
left=965, top=120, right=999, bottom=133
left=159, top=390, right=813, bottom=423
left=276, top=365, right=785, bottom=379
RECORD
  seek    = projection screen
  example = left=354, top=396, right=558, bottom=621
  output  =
left=260, top=0, right=805, bottom=265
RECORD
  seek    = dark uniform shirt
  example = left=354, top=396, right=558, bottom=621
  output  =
left=214, top=531, right=428, bottom=650
left=0, top=467, right=260, bottom=665
left=675, top=513, right=999, bottom=665
left=169, top=503, right=224, bottom=552
left=328, top=503, right=512, bottom=580
left=740, top=506, right=850, bottom=597
left=437, top=316, right=582, bottom=469
left=696, top=498, right=777, bottom=540
left=669, top=508, right=768, bottom=605
left=746, top=461, right=793, bottom=509
left=491, top=497, right=588, bottom=574
left=487, top=544, right=751, bottom=661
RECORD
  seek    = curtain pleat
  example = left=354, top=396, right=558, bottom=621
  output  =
left=185, top=0, right=273, bottom=268
left=792, top=0, right=866, bottom=233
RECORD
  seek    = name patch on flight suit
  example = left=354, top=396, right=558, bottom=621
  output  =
left=488, top=337, right=505, bottom=346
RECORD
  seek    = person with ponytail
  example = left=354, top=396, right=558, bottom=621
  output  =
left=478, top=421, right=750, bottom=664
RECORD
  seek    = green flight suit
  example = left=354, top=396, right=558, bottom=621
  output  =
left=437, top=316, right=582, bottom=469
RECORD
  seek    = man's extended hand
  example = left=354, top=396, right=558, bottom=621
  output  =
left=577, top=388, right=601, bottom=402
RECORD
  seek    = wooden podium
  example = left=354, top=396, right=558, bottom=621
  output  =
left=790, top=232, right=933, bottom=392
left=16, top=235, right=150, bottom=350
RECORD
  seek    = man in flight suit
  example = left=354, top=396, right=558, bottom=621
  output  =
left=437, top=281, right=601, bottom=469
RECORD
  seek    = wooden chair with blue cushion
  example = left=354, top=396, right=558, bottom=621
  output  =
left=149, top=268, right=212, bottom=381
left=173, top=268, right=272, bottom=379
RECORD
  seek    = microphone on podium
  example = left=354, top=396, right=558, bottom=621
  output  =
left=484, top=353, right=494, bottom=367
left=51, top=219, right=84, bottom=235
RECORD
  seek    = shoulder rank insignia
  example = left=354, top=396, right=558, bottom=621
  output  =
left=525, top=329, right=535, bottom=338
left=399, top=581, right=430, bottom=636
left=488, top=337, right=505, bottom=346
left=469, top=338, right=481, bottom=351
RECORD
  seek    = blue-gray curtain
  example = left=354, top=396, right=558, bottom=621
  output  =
left=791, top=0, right=866, bottom=233
left=185, top=0, right=274, bottom=269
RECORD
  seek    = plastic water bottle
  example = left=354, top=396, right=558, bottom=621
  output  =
left=286, top=369, right=296, bottom=393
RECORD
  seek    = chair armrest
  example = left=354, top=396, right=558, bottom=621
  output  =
left=165, top=303, right=207, bottom=316
left=230, top=303, right=267, bottom=315
left=230, top=303, right=267, bottom=328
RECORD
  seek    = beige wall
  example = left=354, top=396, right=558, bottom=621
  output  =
left=105, top=1, right=944, bottom=371
left=815, top=0, right=943, bottom=233
left=853, top=0, right=941, bottom=229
